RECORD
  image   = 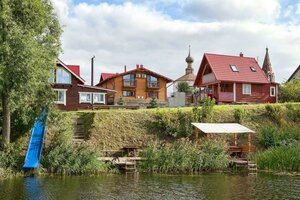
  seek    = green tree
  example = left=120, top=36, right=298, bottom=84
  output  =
left=149, top=97, right=158, bottom=108
left=0, top=0, right=61, bottom=148
left=117, top=96, right=125, bottom=105
left=177, top=82, right=192, bottom=93
left=279, top=79, right=300, bottom=102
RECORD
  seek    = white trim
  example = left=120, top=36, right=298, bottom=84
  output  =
left=242, top=84, right=251, bottom=95
left=54, top=89, right=67, bottom=105
left=233, top=82, right=236, bottom=102
left=79, top=92, right=92, bottom=104
left=93, top=93, right=106, bottom=104
left=270, top=86, right=276, bottom=97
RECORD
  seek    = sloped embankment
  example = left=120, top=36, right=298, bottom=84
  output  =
left=66, top=103, right=300, bottom=152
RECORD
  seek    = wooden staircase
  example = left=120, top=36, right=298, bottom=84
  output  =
left=72, top=114, right=88, bottom=144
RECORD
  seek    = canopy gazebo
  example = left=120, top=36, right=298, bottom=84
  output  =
left=191, top=123, right=255, bottom=155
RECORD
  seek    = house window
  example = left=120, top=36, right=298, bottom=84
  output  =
left=242, top=84, right=251, bottom=95
left=93, top=93, right=105, bottom=103
left=56, top=67, right=71, bottom=84
left=122, top=91, right=135, bottom=97
left=230, top=65, right=239, bottom=72
left=79, top=92, right=92, bottom=103
left=147, top=75, right=158, bottom=87
left=123, top=74, right=135, bottom=86
left=270, top=86, right=276, bottom=97
left=250, top=66, right=256, bottom=72
left=54, top=89, right=67, bottom=105
left=147, top=91, right=158, bottom=99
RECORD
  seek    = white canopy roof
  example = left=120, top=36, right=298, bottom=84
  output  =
left=191, top=123, right=255, bottom=134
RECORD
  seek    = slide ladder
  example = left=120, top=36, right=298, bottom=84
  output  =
left=23, top=112, right=47, bottom=169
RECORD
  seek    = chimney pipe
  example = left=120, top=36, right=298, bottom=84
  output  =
left=239, top=52, right=243, bottom=57
left=124, top=65, right=127, bottom=72
left=136, top=64, right=139, bottom=69
left=140, top=64, right=143, bottom=69
left=91, top=56, right=95, bottom=86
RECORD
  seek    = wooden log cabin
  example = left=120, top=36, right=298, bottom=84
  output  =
left=52, top=59, right=116, bottom=111
left=96, top=65, right=173, bottom=107
left=194, top=49, right=279, bottom=104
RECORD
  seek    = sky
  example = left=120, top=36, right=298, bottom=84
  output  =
left=51, top=0, right=300, bottom=86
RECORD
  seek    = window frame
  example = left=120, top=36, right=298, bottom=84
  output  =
left=122, top=90, right=135, bottom=97
left=270, top=86, right=276, bottom=97
left=56, top=67, right=71, bottom=84
left=249, top=66, right=257, bottom=72
left=79, top=92, right=92, bottom=104
left=230, top=64, right=239, bottom=72
left=242, top=84, right=251, bottom=95
left=54, top=89, right=67, bottom=105
left=93, top=93, right=106, bottom=104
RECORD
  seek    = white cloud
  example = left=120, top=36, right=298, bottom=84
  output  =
left=181, top=0, right=281, bottom=23
left=51, top=0, right=300, bottom=86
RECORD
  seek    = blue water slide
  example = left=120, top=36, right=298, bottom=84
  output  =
left=23, top=111, right=47, bottom=169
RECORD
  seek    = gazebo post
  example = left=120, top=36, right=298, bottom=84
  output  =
left=248, top=133, right=251, bottom=153
left=195, top=128, right=199, bottom=144
left=234, top=133, right=237, bottom=146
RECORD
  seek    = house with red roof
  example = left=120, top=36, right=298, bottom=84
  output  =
left=194, top=49, right=278, bottom=103
left=96, top=65, right=173, bottom=106
left=52, top=59, right=116, bottom=111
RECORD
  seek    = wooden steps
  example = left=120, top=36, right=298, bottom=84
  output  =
left=72, top=114, right=88, bottom=144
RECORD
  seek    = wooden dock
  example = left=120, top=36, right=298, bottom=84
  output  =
left=98, top=157, right=145, bottom=171
left=230, top=158, right=257, bottom=174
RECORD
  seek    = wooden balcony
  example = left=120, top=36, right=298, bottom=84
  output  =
left=123, top=80, right=136, bottom=88
left=147, top=81, right=159, bottom=89
left=202, top=73, right=216, bottom=84
left=219, top=92, right=234, bottom=102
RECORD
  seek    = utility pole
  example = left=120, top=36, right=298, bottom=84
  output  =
left=91, top=56, right=95, bottom=86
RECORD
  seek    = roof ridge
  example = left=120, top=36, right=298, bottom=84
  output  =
left=204, top=53, right=256, bottom=60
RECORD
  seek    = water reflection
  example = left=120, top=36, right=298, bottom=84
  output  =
left=0, top=173, right=299, bottom=200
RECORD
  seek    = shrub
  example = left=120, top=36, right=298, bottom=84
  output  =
left=265, top=104, right=285, bottom=126
left=259, top=125, right=280, bottom=148
left=279, top=79, right=300, bottom=102
left=234, top=108, right=247, bottom=124
left=285, top=104, right=300, bottom=122
left=257, top=144, right=300, bottom=171
left=0, top=142, right=24, bottom=172
left=141, top=139, right=229, bottom=173
left=201, top=94, right=215, bottom=122
left=149, top=97, right=158, bottom=108
left=117, top=96, right=125, bottom=105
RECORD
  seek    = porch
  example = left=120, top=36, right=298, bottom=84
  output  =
left=202, top=82, right=236, bottom=102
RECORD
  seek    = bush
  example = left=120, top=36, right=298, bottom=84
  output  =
left=149, top=97, right=158, bottom=108
left=141, top=139, right=229, bottom=173
left=279, top=79, right=300, bottom=102
left=42, top=111, right=111, bottom=174
left=265, top=104, right=285, bottom=126
left=200, top=94, right=215, bottom=122
left=117, top=96, right=125, bottom=105
left=234, top=108, right=247, bottom=124
left=286, top=104, right=300, bottom=122
left=0, top=142, right=24, bottom=172
left=257, top=144, right=300, bottom=171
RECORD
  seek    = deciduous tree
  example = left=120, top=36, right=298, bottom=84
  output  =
left=0, top=0, right=61, bottom=148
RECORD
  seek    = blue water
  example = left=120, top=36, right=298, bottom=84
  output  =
left=1, top=173, right=300, bottom=200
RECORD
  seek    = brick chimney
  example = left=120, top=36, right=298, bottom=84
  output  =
left=140, top=64, right=143, bottom=69
left=240, top=52, right=244, bottom=57
left=136, top=64, right=139, bottom=69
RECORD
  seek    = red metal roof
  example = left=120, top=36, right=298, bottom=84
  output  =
left=100, top=73, right=116, bottom=82
left=97, top=66, right=173, bottom=86
left=195, top=53, right=269, bottom=85
left=67, top=65, right=80, bottom=76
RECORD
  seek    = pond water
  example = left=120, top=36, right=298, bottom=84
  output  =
left=1, top=172, right=300, bottom=200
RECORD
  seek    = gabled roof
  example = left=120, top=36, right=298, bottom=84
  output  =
left=67, top=65, right=80, bottom=76
left=288, top=65, right=300, bottom=82
left=56, top=59, right=85, bottom=83
left=195, top=53, right=269, bottom=85
left=175, top=73, right=196, bottom=82
left=97, top=66, right=173, bottom=86
left=100, top=73, right=116, bottom=82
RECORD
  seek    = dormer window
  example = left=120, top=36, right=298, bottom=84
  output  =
left=250, top=66, right=256, bottom=72
left=230, top=65, right=238, bottom=72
